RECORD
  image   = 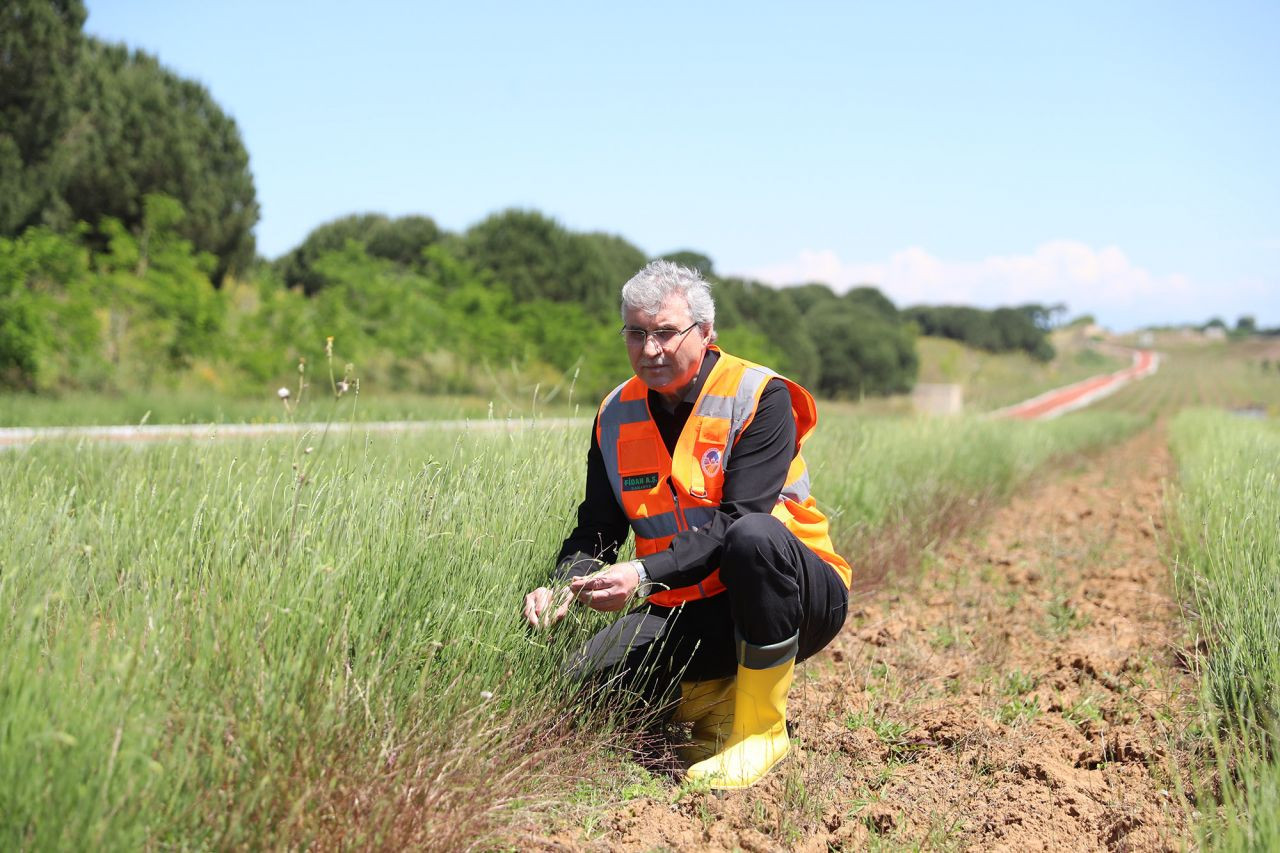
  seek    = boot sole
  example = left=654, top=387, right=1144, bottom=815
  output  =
left=696, top=742, right=791, bottom=790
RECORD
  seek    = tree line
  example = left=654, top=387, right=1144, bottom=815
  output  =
left=0, top=201, right=924, bottom=400
left=903, top=304, right=1062, bottom=362
left=2, top=1, right=1058, bottom=402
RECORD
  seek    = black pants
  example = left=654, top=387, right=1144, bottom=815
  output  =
left=565, top=513, right=848, bottom=706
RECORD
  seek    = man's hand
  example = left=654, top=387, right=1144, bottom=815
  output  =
left=569, top=561, right=641, bottom=612
left=522, top=586, right=571, bottom=629
left=523, top=562, right=644, bottom=628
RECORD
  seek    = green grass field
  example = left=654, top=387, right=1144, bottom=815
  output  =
left=0, top=407, right=1145, bottom=848
left=1170, top=409, right=1280, bottom=850
left=6, top=333, right=1280, bottom=847
left=1093, top=337, right=1280, bottom=417
left=0, top=387, right=578, bottom=428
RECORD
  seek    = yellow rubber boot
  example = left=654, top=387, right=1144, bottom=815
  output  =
left=685, top=657, right=794, bottom=789
left=672, top=677, right=735, bottom=764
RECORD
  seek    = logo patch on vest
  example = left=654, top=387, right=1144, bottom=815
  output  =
left=622, top=473, right=659, bottom=491
left=700, top=447, right=723, bottom=477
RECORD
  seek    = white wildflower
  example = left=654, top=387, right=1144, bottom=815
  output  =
left=277, top=387, right=290, bottom=399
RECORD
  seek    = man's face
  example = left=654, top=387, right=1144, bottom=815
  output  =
left=623, top=292, right=710, bottom=399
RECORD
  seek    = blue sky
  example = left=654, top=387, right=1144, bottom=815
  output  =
left=85, top=1, right=1278, bottom=330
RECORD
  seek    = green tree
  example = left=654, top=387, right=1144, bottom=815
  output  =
left=844, top=285, right=899, bottom=321
left=94, top=194, right=225, bottom=382
left=0, top=0, right=87, bottom=235
left=3, top=15, right=260, bottom=283
left=218, top=266, right=312, bottom=383
left=276, top=214, right=387, bottom=293
left=580, top=231, right=648, bottom=310
left=1, top=195, right=234, bottom=392
left=56, top=39, right=258, bottom=283
left=715, top=276, right=819, bottom=387
left=991, top=307, right=1054, bottom=361
left=659, top=250, right=716, bottom=278
left=0, top=225, right=100, bottom=391
left=1017, top=302, right=1067, bottom=331
left=804, top=303, right=918, bottom=397
left=365, top=215, right=442, bottom=268
left=779, top=283, right=840, bottom=317
left=904, top=304, right=1053, bottom=360
left=460, top=209, right=638, bottom=317
left=276, top=213, right=443, bottom=294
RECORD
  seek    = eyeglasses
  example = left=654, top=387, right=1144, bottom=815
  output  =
left=620, top=322, right=699, bottom=348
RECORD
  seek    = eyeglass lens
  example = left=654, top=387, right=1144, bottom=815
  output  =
left=621, top=323, right=695, bottom=346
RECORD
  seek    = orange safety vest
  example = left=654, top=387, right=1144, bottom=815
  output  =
left=595, top=347, right=852, bottom=606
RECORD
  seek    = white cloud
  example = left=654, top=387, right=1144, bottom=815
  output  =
left=739, top=241, right=1272, bottom=330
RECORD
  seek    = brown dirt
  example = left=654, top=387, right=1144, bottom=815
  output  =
left=526, top=428, right=1201, bottom=851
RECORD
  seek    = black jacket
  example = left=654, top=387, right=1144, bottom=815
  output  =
left=554, top=349, right=796, bottom=591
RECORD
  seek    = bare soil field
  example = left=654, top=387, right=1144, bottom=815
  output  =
left=529, top=427, right=1201, bottom=851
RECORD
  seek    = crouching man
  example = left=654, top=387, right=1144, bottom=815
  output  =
left=522, top=260, right=850, bottom=789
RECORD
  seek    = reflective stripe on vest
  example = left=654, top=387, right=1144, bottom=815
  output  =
left=595, top=347, right=852, bottom=605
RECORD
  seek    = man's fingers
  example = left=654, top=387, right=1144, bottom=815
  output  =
left=593, top=594, right=624, bottom=612
left=583, top=587, right=626, bottom=611
left=565, top=566, right=639, bottom=612
left=579, top=583, right=615, bottom=605
left=523, top=588, right=551, bottom=628
left=573, top=578, right=603, bottom=603
left=552, top=598, right=571, bottom=624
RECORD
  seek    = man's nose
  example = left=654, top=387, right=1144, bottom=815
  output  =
left=642, top=335, right=663, bottom=356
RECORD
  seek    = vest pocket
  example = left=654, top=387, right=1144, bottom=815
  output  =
left=618, top=437, right=661, bottom=473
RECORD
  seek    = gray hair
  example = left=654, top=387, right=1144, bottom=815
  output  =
left=620, top=260, right=716, bottom=331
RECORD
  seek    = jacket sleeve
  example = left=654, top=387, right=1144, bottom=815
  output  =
left=553, top=415, right=631, bottom=581
left=638, top=378, right=795, bottom=592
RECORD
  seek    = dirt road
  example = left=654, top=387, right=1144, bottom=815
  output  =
left=538, top=427, right=1198, bottom=851
left=996, top=350, right=1159, bottom=420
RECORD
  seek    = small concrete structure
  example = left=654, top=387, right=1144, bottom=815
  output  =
left=913, top=383, right=964, bottom=416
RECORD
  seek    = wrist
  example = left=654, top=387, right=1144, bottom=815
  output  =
left=630, top=559, right=652, bottom=596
